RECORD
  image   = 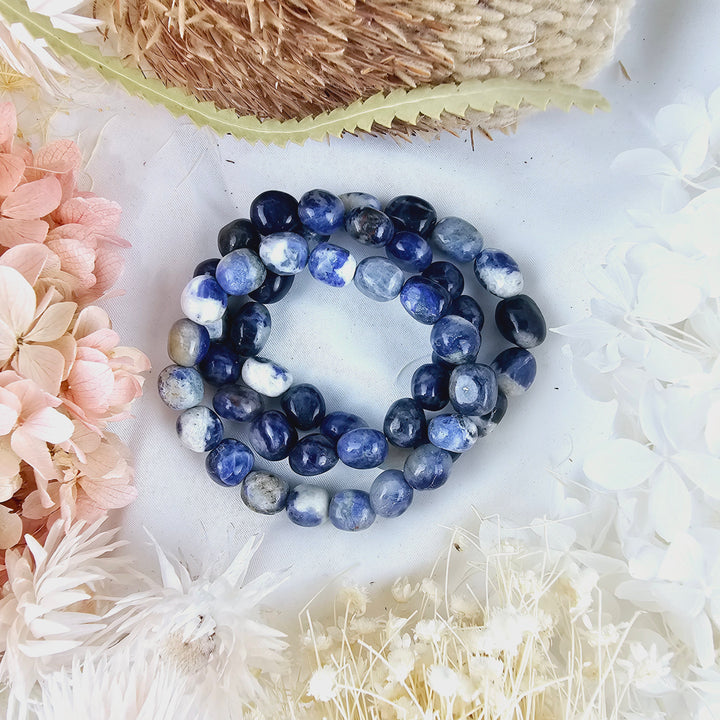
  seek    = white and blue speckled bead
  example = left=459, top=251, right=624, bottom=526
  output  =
left=158, top=365, right=204, bottom=410
left=329, top=489, right=376, bottom=531
left=308, top=242, right=357, bottom=287
left=180, top=274, right=228, bottom=325
left=176, top=405, right=224, bottom=452
left=473, top=248, right=524, bottom=298
left=286, top=483, right=330, bottom=527
left=241, top=357, right=293, bottom=397
left=241, top=471, right=290, bottom=514
left=259, top=232, right=309, bottom=275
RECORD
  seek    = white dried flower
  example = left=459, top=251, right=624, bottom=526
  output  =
left=386, top=646, right=416, bottom=683
left=348, top=615, right=380, bottom=638
left=337, top=584, right=369, bottom=615
left=419, top=578, right=440, bottom=601
left=618, top=642, right=674, bottom=694
left=426, top=664, right=460, bottom=698
left=467, top=607, right=539, bottom=657
left=449, top=591, right=481, bottom=619
left=391, top=576, right=418, bottom=603
left=307, top=665, right=339, bottom=702
left=467, top=654, right=504, bottom=684
left=413, top=618, right=447, bottom=643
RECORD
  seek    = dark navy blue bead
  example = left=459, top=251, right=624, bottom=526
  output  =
left=229, top=302, right=271, bottom=357
left=289, top=433, right=339, bottom=476
left=427, top=413, right=478, bottom=452
left=286, top=484, right=329, bottom=527
left=281, top=384, right=326, bottom=430
left=448, top=295, right=484, bottom=331
left=492, top=347, right=537, bottom=396
left=403, top=444, right=453, bottom=490
left=250, top=190, right=298, bottom=234
left=308, top=243, right=357, bottom=287
left=167, top=318, right=210, bottom=367
left=385, top=195, right=437, bottom=238
left=248, top=410, right=298, bottom=460
left=212, top=384, right=264, bottom=423
left=197, top=343, right=241, bottom=386
left=383, top=398, right=426, bottom=448
left=176, top=406, right=223, bottom=452
left=430, top=315, right=481, bottom=364
left=345, top=207, right=395, bottom=247
left=422, top=262, right=464, bottom=299
left=353, top=257, right=404, bottom=302
left=193, top=258, right=220, bottom=277
left=430, top=217, right=484, bottom=263
left=495, top=295, right=547, bottom=348
left=474, top=249, right=524, bottom=298
left=411, top=363, right=450, bottom=411
left=298, top=189, right=345, bottom=235
left=248, top=271, right=294, bottom=304
left=369, top=470, right=413, bottom=517
left=205, top=438, right=254, bottom=487
left=320, top=412, right=367, bottom=443
left=449, top=363, right=498, bottom=416
left=385, top=231, right=433, bottom=272
left=474, top=389, right=508, bottom=437
left=432, top=351, right=458, bottom=369
left=217, top=218, right=261, bottom=255
left=215, top=249, right=267, bottom=296
left=400, top=277, right=451, bottom=325
left=158, top=365, right=204, bottom=411
left=337, top=428, right=388, bottom=469
left=329, top=489, right=376, bottom=531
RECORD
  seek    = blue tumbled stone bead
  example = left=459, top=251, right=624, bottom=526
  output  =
left=216, top=249, right=267, bottom=296
left=198, top=343, right=241, bottom=387
left=345, top=207, right=395, bottom=247
left=229, top=302, right=271, bottom=357
left=212, top=384, right=264, bottom=423
left=353, top=257, right=404, bottom=302
left=287, top=483, right=330, bottom=527
left=449, top=363, right=498, bottom=416
left=281, top=384, right=326, bottom=430
left=167, top=318, right=210, bottom=367
left=298, top=189, right=345, bottom=235
left=474, top=249, right=524, bottom=298
left=385, top=195, right=437, bottom=238
left=308, top=243, right=357, bottom=287
left=449, top=294, right=484, bottom=331
left=411, top=363, right=450, bottom=411
left=241, top=357, right=293, bottom=397
left=337, top=428, right=388, bottom=469
left=340, top=192, right=382, bottom=212
left=403, top=444, right=453, bottom=490
left=259, top=232, right=309, bottom=275
left=428, top=413, right=479, bottom=452
left=491, top=347, right=537, bottom=396
left=217, top=218, right=261, bottom=255
left=473, top=389, right=508, bottom=437
left=248, top=410, right=298, bottom=460
left=400, top=277, right=451, bottom=325
left=248, top=271, right=294, bottom=304
left=204, top=316, right=227, bottom=342
left=431, top=351, right=456, bottom=370
left=320, top=412, right=367, bottom=443
left=329, top=489, right=376, bottom=531
left=289, top=433, right=339, bottom=476
left=495, top=294, right=547, bottom=348
left=181, top=275, right=227, bottom=325
left=369, top=470, right=413, bottom=517
left=430, top=315, right=481, bottom=364
left=176, top=406, right=223, bottom=452
left=431, top=216, right=484, bottom=263
left=193, top=257, right=220, bottom=277
left=250, top=190, right=298, bottom=234
left=383, top=398, right=426, bottom=448
left=241, top=471, right=289, bottom=514
left=422, top=261, right=464, bottom=299
left=158, top=365, right=204, bottom=410
left=205, top=438, right=254, bottom=487
left=385, top=231, right=433, bottom=272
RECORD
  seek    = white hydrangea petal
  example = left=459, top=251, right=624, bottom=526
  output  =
left=649, top=463, right=691, bottom=542
left=705, top=400, right=720, bottom=455
left=611, top=148, right=679, bottom=177
left=657, top=532, right=704, bottom=583
left=634, top=267, right=703, bottom=324
left=583, top=439, right=661, bottom=490
left=671, top=452, right=720, bottom=498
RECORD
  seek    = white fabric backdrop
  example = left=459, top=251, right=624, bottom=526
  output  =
left=35, top=0, right=719, bottom=613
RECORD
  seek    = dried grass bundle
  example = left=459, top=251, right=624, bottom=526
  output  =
left=94, top=0, right=634, bottom=138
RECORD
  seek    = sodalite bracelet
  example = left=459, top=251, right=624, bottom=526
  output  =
left=159, top=189, right=547, bottom=532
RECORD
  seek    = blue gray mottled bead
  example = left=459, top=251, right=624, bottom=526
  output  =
left=213, top=384, right=264, bottom=423
left=287, top=483, right=330, bottom=527
left=167, top=318, right=210, bottom=367
left=158, top=365, right=205, bottom=410
left=242, top=357, right=293, bottom=397
left=337, top=428, right=388, bottom=469
left=329, top=489, right=376, bottom=531
left=411, top=362, right=450, bottom=411
left=298, top=189, right=345, bottom=235
left=430, top=216, right=484, bottom=263
left=495, top=294, right=547, bottom=348
left=241, top=471, right=290, bottom=514
left=473, top=389, right=508, bottom=437
left=369, top=470, right=413, bottom=517
left=383, top=398, right=426, bottom=448
left=176, top=406, right=223, bottom=452
left=320, top=412, right=367, bottom=442
left=403, top=444, right=453, bottom=490
left=386, top=231, right=433, bottom=272
left=491, top=347, right=537, bottom=396
left=340, top=192, right=382, bottom=212
left=430, top=315, right=481, bottom=364
left=427, top=413, right=478, bottom=452
left=448, top=294, right=484, bottom=332
left=400, top=277, right=451, bottom=324
left=345, top=207, right=395, bottom=247
left=422, top=261, right=464, bottom=299
left=181, top=274, right=228, bottom=325
left=449, top=363, right=498, bottom=416
left=248, top=410, right=297, bottom=460
left=308, top=243, right=357, bottom=287
left=354, top=256, right=404, bottom=302
left=473, top=249, right=524, bottom=298
left=289, top=433, right=339, bottom=475
left=230, top=302, right=271, bottom=357
left=205, top=438, right=254, bottom=487
left=259, top=232, right=309, bottom=275
left=215, top=248, right=267, bottom=296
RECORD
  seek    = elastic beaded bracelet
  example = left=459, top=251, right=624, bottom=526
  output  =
left=158, top=190, right=547, bottom=531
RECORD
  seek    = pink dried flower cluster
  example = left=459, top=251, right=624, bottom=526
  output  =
left=0, top=100, right=149, bottom=563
